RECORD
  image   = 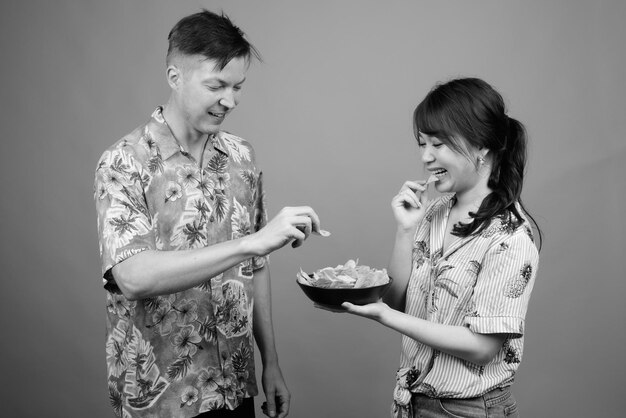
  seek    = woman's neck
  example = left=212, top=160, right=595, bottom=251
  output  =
left=453, top=184, right=492, bottom=213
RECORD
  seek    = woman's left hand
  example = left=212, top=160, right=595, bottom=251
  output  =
left=342, top=300, right=390, bottom=322
left=315, top=300, right=391, bottom=322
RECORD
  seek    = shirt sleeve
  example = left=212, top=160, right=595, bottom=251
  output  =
left=464, top=230, right=539, bottom=338
left=252, top=171, right=268, bottom=270
left=94, top=146, right=156, bottom=291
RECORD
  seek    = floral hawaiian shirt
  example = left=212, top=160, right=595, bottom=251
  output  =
left=94, top=107, right=267, bottom=418
left=392, top=195, right=539, bottom=418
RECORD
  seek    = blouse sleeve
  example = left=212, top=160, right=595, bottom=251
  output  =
left=94, top=146, right=156, bottom=291
left=464, top=230, right=539, bottom=338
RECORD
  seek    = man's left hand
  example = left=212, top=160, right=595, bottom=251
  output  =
left=261, top=363, right=290, bottom=418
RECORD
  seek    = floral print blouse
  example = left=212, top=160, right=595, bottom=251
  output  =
left=94, top=107, right=267, bottom=418
left=392, top=195, right=539, bottom=418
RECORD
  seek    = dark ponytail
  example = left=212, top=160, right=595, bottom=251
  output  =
left=414, top=78, right=542, bottom=248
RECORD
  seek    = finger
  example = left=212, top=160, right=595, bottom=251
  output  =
left=402, top=181, right=426, bottom=193
left=290, top=220, right=307, bottom=247
left=277, top=393, right=290, bottom=418
left=397, top=189, right=421, bottom=209
left=342, top=302, right=355, bottom=311
left=418, top=188, right=429, bottom=207
left=293, top=216, right=312, bottom=238
left=265, top=395, right=277, bottom=418
left=342, top=302, right=369, bottom=315
left=341, top=302, right=365, bottom=316
left=291, top=216, right=312, bottom=248
left=314, top=302, right=347, bottom=313
left=312, top=229, right=331, bottom=237
left=291, top=206, right=323, bottom=234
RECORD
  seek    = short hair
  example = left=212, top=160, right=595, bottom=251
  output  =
left=166, top=9, right=261, bottom=70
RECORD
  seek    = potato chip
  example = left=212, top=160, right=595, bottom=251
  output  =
left=426, top=174, right=438, bottom=184
left=299, top=259, right=390, bottom=289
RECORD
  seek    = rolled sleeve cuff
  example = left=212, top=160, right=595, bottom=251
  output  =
left=101, top=246, right=152, bottom=290
left=252, top=254, right=269, bottom=271
left=464, top=316, right=525, bottom=338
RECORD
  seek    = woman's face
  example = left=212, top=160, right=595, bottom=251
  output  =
left=417, top=133, right=489, bottom=197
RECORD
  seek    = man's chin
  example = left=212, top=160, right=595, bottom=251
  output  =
left=200, top=123, right=222, bottom=135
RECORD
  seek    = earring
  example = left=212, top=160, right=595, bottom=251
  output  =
left=478, top=156, right=485, bottom=165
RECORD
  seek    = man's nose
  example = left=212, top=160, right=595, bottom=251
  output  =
left=219, top=90, right=236, bottom=109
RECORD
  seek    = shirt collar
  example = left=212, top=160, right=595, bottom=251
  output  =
left=210, top=131, right=230, bottom=156
left=431, top=194, right=479, bottom=259
left=148, top=106, right=230, bottom=160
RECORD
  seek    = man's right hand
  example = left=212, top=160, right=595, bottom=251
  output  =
left=247, top=206, right=322, bottom=256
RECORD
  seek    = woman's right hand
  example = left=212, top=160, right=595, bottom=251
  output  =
left=391, top=180, right=430, bottom=232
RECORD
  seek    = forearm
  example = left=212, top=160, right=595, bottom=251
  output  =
left=112, top=235, right=257, bottom=300
left=380, top=308, right=506, bottom=366
left=384, top=228, right=415, bottom=310
left=253, top=266, right=279, bottom=366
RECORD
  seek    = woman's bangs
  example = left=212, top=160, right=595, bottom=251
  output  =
left=414, top=97, right=457, bottom=140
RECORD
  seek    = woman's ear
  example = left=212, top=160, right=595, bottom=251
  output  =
left=479, top=148, right=491, bottom=162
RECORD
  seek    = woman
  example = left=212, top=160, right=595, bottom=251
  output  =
left=340, top=78, right=541, bottom=417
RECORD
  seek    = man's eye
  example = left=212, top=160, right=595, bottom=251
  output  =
left=417, top=142, right=426, bottom=148
left=233, top=85, right=242, bottom=91
left=207, top=85, right=221, bottom=91
left=432, top=143, right=443, bottom=148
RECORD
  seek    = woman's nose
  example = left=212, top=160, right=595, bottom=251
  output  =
left=421, top=148, right=435, bottom=163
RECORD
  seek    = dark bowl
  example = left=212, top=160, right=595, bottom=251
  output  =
left=297, top=275, right=393, bottom=307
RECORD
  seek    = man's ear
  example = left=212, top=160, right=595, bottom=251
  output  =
left=166, top=64, right=182, bottom=89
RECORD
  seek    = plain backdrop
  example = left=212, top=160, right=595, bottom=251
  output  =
left=1, top=1, right=625, bottom=417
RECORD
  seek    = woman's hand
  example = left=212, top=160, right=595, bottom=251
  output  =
left=341, top=300, right=392, bottom=322
left=391, top=180, right=430, bottom=232
left=314, top=300, right=391, bottom=322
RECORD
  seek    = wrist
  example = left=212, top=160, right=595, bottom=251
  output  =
left=378, top=304, right=396, bottom=326
left=260, top=350, right=279, bottom=367
left=395, top=226, right=416, bottom=239
left=240, top=234, right=262, bottom=257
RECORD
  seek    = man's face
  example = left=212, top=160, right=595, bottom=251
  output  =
left=172, top=55, right=248, bottom=136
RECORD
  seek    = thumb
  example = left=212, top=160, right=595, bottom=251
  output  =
left=266, top=393, right=277, bottom=417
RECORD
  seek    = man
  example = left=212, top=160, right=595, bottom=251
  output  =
left=94, top=10, right=322, bottom=418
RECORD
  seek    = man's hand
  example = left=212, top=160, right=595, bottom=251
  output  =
left=248, top=206, right=323, bottom=256
left=260, top=363, right=290, bottom=418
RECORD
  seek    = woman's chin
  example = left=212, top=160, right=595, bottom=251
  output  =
left=433, top=181, right=449, bottom=193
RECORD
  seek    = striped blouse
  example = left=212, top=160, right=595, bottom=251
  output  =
left=392, top=195, right=539, bottom=417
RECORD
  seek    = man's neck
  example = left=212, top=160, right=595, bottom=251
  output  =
left=162, top=100, right=208, bottom=153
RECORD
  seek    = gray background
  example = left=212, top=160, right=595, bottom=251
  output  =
left=1, top=0, right=625, bottom=417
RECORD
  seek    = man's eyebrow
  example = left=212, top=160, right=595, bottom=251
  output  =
left=202, top=77, right=247, bottom=85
